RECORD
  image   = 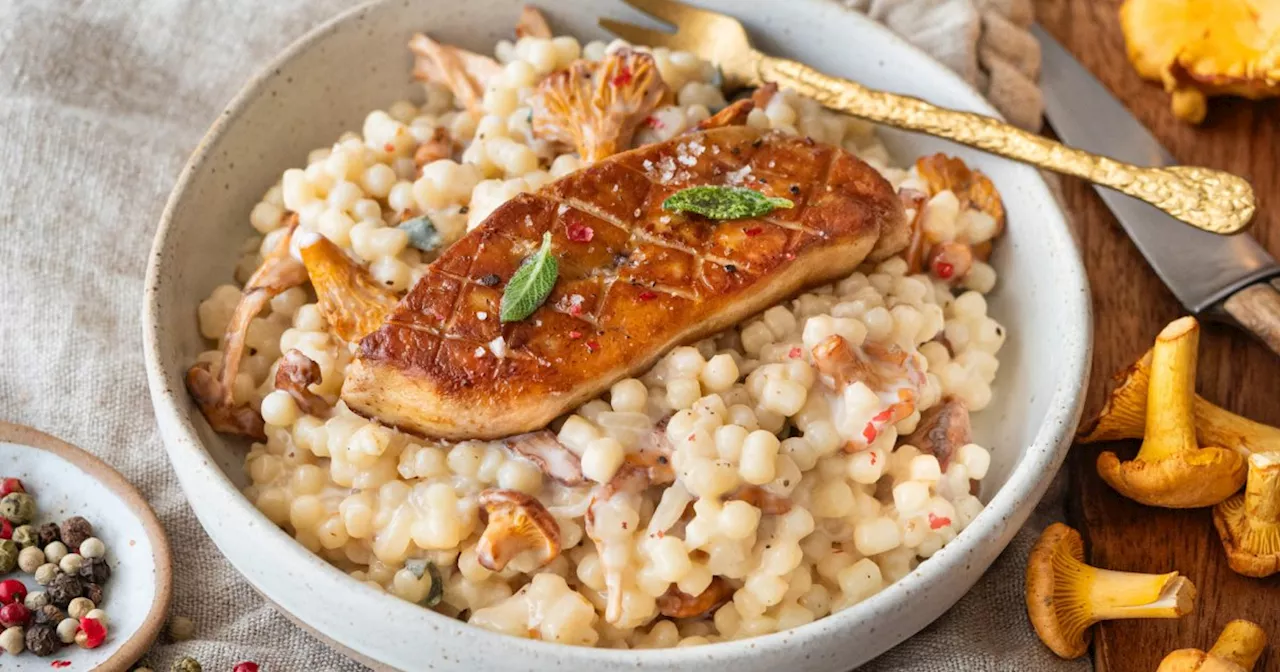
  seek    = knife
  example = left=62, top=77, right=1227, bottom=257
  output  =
left=1032, top=25, right=1280, bottom=354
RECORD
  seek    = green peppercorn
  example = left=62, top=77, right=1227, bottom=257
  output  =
left=11, top=525, right=37, bottom=549
left=0, top=493, right=35, bottom=525
left=0, top=540, right=16, bottom=573
left=171, top=656, right=203, bottom=672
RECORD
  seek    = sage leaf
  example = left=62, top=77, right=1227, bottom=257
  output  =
left=500, top=232, right=558, bottom=323
left=662, top=185, right=794, bottom=220
left=398, top=215, right=442, bottom=252
left=405, top=559, right=444, bottom=606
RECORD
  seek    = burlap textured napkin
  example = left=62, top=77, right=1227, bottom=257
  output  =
left=0, top=0, right=1073, bottom=669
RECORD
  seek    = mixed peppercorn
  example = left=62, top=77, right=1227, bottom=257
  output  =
left=0, top=478, right=114, bottom=659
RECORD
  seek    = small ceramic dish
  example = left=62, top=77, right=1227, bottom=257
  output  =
left=0, top=422, right=171, bottom=671
left=143, top=0, right=1092, bottom=669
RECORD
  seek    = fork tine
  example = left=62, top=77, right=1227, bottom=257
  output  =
left=598, top=17, right=683, bottom=49
left=620, top=0, right=720, bottom=26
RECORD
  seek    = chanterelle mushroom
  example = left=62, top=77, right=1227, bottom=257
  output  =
left=1078, top=348, right=1280, bottom=454
left=1157, top=619, right=1267, bottom=672
left=905, top=153, right=1006, bottom=283
left=298, top=235, right=400, bottom=344
left=811, top=334, right=926, bottom=451
left=186, top=215, right=308, bottom=439
left=1214, top=452, right=1280, bottom=578
left=504, top=430, right=585, bottom=486
left=409, top=33, right=502, bottom=115
left=1096, top=317, right=1246, bottom=508
left=274, top=349, right=329, bottom=417
left=1026, top=523, right=1197, bottom=660
left=904, top=398, right=971, bottom=468
left=531, top=49, right=667, bottom=163
left=515, top=5, right=552, bottom=39
left=475, top=488, right=561, bottom=572
left=1121, top=0, right=1280, bottom=123
left=656, top=576, right=734, bottom=619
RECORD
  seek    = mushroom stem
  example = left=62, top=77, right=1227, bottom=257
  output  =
left=1078, top=351, right=1280, bottom=455
left=1246, top=452, right=1280, bottom=524
left=1085, top=569, right=1195, bottom=621
left=1209, top=620, right=1267, bottom=671
left=1138, top=317, right=1199, bottom=462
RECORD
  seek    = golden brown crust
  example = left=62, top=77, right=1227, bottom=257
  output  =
left=342, top=126, right=906, bottom=439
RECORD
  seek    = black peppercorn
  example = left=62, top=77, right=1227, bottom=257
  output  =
left=79, top=557, right=111, bottom=585
left=84, top=582, right=104, bottom=605
left=60, top=517, right=93, bottom=551
left=46, top=573, right=83, bottom=607
left=34, top=603, right=65, bottom=625
left=25, top=623, right=59, bottom=656
left=37, top=522, right=60, bottom=547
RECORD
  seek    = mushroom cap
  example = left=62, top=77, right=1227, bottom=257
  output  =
left=475, top=489, right=561, bottom=572
left=1097, top=445, right=1246, bottom=508
left=1077, top=351, right=1151, bottom=443
left=1157, top=649, right=1250, bottom=672
left=1213, top=493, right=1280, bottom=577
left=1025, top=523, right=1092, bottom=659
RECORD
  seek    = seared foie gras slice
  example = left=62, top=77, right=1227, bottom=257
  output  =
left=342, top=126, right=907, bottom=439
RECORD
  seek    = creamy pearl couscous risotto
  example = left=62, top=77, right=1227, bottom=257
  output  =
left=189, top=10, right=1007, bottom=649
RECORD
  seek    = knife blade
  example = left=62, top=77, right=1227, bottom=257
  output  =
left=1032, top=25, right=1280, bottom=320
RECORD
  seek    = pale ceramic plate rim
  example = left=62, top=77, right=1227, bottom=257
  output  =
left=142, top=0, right=1092, bottom=665
left=0, top=422, right=173, bottom=671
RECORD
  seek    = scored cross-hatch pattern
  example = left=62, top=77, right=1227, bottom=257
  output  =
left=357, top=124, right=888, bottom=397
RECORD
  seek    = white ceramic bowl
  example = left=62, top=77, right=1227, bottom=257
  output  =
left=143, top=1, right=1092, bottom=669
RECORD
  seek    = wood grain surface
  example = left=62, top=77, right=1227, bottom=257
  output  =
left=1034, top=1, right=1280, bottom=670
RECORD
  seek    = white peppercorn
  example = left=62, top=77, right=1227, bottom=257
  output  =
left=59, top=552, right=85, bottom=575
left=84, top=608, right=108, bottom=626
left=79, top=537, right=106, bottom=560
left=18, top=546, right=44, bottom=573
left=56, top=617, right=79, bottom=644
left=43, top=541, right=68, bottom=565
left=67, top=597, right=94, bottom=619
left=0, top=625, right=24, bottom=655
left=23, top=591, right=49, bottom=611
left=169, top=615, right=195, bottom=641
left=34, top=563, right=60, bottom=586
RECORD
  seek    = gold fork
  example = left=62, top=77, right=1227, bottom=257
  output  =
left=600, top=0, right=1255, bottom=235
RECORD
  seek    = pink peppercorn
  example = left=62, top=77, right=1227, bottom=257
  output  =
left=77, top=617, right=106, bottom=648
left=0, top=579, right=26, bottom=605
left=233, top=663, right=260, bottom=672
left=0, top=602, right=30, bottom=628
left=0, top=519, right=11, bottom=539
left=0, top=479, right=24, bottom=496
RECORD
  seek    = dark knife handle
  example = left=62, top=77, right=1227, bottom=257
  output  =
left=1224, top=281, right=1280, bottom=356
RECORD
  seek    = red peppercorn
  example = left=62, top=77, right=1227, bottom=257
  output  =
left=0, top=519, right=11, bottom=539
left=928, top=513, right=952, bottom=530
left=0, top=478, right=23, bottom=496
left=744, top=227, right=763, bottom=237
left=565, top=220, right=594, bottom=243
left=78, top=616, right=106, bottom=648
left=0, top=602, right=30, bottom=628
left=585, top=340, right=600, bottom=353
left=0, top=579, right=26, bottom=605
left=637, top=290, right=658, bottom=301
left=233, top=663, right=260, bottom=672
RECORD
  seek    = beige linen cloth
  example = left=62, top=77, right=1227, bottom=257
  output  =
left=0, top=0, right=1075, bottom=669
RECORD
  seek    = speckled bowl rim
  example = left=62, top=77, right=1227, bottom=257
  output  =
left=142, top=0, right=1092, bottom=667
left=0, top=422, right=173, bottom=672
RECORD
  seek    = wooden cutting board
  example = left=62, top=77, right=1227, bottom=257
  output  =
left=1033, top=1, right=1280, bottom=670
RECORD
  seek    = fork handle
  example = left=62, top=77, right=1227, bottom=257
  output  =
left=752, top=54, right=1254, bottom=235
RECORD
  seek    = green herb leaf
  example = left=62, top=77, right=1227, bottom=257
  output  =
left=405, top=559, right=444, bottom=606
left=662, top=186, right=794, bottom=220
left=425, top=561, right=444, bottom=606
left=500, top=232, right=558, bottom=323
left=398, top=215, right=443, bottom=252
